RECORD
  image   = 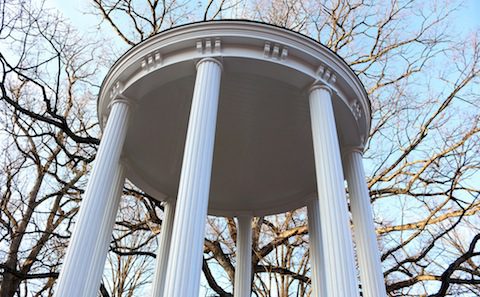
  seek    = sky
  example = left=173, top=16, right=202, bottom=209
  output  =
left=47, top=0, right=480, bottom=35
left=31, top=0, right=480, bottom=296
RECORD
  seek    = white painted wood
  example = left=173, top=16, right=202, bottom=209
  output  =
left=54, top=99, right=130, bottom=297
left=83, top=163, right=125, bottom=297
left=344, top=150, right=387, bottom=297
left=234, top=215, right=253, bottom=297
left=98, top=22, right=372, bottom=218
left=162, top=58, right=222, bottom=297
left=307, top=199, right=327, bottom=297
left=150, top=201, right=176, bottom=297
left=308, top=85, right=359, bottom=297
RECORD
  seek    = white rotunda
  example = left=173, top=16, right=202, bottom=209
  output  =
left=54, top=21, right=387, bottom=297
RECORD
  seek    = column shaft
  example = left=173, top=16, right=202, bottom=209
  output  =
left=345, top=151, right=387, bottom=297
left=54, top=99, right=130, bottom=297
left=308, top=86, right=359, bottom=297
left=307, top=199, right=326, bottom=297
left=84, top=163, right=125, bottom=297
left=150, top=201, right=176, bottom=297
left=163, top=58, right=222, bottom=297
left=234, top=215, right=253, bottom=297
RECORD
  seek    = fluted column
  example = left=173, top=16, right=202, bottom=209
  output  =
left=308, top=85, right=359, bottom=297
left=54, top=98, right=130, bottom=297
left=344, top=149, right=387, bottom=297
left=83, top=163, right=126, bottom=297
left=307, top=199, right=326, bottom=297
left=234, top=215, right=253, bottom=297
left=163, top=58, right=222, bottom=297
left=150, top=200, right=176, bottom=297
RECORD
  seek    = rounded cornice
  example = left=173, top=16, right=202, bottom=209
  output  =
left=98, top=20, right=370, bottom=140
left=97, top=20, right=371, bottom=216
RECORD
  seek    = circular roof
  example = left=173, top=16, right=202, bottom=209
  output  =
left=98, top=21, right=370, bottom=216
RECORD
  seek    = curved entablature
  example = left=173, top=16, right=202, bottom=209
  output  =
left=56, top=22, right=385, bottom=297
left=97, top=20, right=371, bottom=216
left=99, top=21, right=370, bottom=144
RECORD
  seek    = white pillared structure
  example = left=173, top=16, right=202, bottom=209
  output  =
left=54, top=21, right=387, bottom=297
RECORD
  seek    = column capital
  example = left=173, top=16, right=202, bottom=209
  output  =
left=196, top=57, right=223, bottom=71
left=308, top=83, right=333, bottom=96
left=236, top=214, right=253, bottom=222
left=163, top=197, right=177, bottom=205
left=343, top=146, right=365, bottom=156
left=108, top=94, right=135, bottom=110
left=103, top=95, right=135, bottom=130
left=235, top=211, right=254, bottom=219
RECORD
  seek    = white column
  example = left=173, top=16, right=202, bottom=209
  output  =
left=150, top=200, right=176, bottom=297
left=54, top=98, right=130, bottom=297
left=234, top=215, right=253, bottom=297
left=307, top=199, right=326, bottom=297
left=344, top=149, right=387, bottom=297
left=163, top=58, right=222, bottom=297
left=83, top=163, right=126, bottom=297
left=308, top=85, right=359, bottom=297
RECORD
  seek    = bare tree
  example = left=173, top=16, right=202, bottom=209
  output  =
left=1, top=0, right=479, bottom=296
left=0, top=1, right=102, bottom=296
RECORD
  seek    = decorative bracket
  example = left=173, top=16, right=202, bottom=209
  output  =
left=196, top=38, right=222, bottom=55
left=109, top=81, right=124, bottom=100
left=351, top=100, right=362, bottom=120
left=140, top=51, right=162, bottom=72
left=313, top=63, right=363, bottom=124
left=108, top=81, right=137, bottom=110
left=315, top=64, right=337, bottom=85
left=263, top=42, right=288, bottom=60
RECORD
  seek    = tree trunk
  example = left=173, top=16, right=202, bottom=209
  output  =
left=0, top=268, right=22, bottom=297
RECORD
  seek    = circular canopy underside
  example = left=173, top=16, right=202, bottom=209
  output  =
left=98, top=21, right=370, bottom=216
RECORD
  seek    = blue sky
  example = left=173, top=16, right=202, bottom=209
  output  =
left=47, top=0, right=479, bottom=35
left=33, top=1, right=479, bottom=296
